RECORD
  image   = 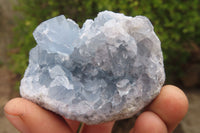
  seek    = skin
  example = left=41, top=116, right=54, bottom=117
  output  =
left=4, top=85, right=188, bottom=133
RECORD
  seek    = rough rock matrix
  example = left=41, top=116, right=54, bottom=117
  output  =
left=20, top=11, right=165, bottom=124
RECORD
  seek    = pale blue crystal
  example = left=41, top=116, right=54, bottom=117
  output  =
left=20, top=11, right=165, bottom=124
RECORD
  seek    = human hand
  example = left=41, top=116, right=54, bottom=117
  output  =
left=4, top=85, right=188, bottom=133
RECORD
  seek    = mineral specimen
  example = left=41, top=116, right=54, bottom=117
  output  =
left=20, top=11, right=165, bottom=124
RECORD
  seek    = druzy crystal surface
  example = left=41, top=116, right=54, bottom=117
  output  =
left=20, top=11, right=165, bottom=124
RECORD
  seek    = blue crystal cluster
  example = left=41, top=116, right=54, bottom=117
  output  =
left=20, top=11, right=165, bottom=124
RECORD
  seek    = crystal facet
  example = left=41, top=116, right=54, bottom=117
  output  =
left=20, top=11, right=165, bottom=124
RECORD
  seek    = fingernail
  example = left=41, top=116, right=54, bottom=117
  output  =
left=4, top=112, right=30, bottom=133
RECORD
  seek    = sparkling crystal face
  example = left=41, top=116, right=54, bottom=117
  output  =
left=20, top=11, right=165, bottom=124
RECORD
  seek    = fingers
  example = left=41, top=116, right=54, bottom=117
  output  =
left=81, top=121, right=115, bottom=133
left=4, top=98, right=115, bottom=133
left=147, top=85, right=188, bottom=132
left=130, top=85, right=188, bottom=133
left=4, top=85, right=188, bottom=133
left=64, top=118, right=80, bottom=133
left=130, top=111, right=168, bottom=133
left=4, top=98, right=72, bottom=133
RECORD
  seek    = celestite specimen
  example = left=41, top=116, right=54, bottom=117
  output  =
left=20, top=11, right=165, bottom=124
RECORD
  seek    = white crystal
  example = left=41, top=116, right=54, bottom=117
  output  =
left=20, top=11, right=165, bottom=124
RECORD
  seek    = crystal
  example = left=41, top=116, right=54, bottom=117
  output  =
left=20, top=11, right=165, bottom=124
